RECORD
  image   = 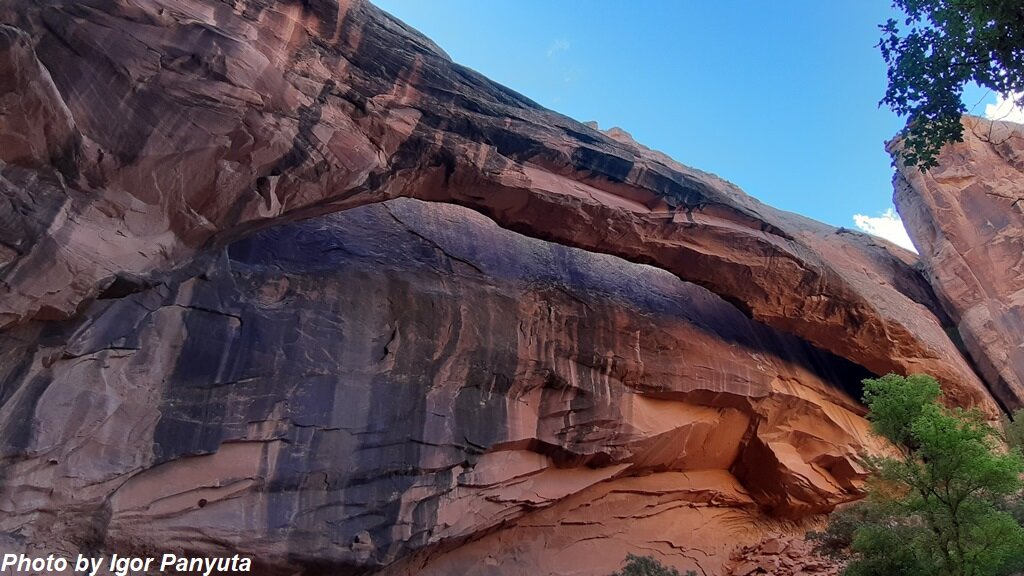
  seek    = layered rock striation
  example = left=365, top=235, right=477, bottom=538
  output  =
left=0, top=0, right=1012, bottom=574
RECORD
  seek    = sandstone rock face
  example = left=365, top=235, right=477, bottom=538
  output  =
left=0, top=0, right=1005, bottom=575
left=893, top=117, right=1024, bottom=411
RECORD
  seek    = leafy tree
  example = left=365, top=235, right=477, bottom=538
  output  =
left=609, top=554, right=696, bottom=576
left=816, top=373, right=1024, bottom=576
left=879, top=0, right=1024, bottom=169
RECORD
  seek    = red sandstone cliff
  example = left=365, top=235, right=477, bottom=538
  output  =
left=0, top=1, right=1014, bottom=574
left=893, top=117, right=1024, bottom=413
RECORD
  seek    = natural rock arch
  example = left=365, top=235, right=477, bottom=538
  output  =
left=0, top=0, right=997, bottom=411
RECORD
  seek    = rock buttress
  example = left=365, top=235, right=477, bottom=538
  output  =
left=892, top=116, right=1024, bottom=411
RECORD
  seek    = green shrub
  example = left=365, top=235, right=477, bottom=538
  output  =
left=609, top=554, right=696, bottom=576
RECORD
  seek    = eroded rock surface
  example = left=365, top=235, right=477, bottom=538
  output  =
left=893, top=117, right=1024, bottom=411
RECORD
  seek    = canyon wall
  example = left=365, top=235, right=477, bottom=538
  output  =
left=0, top=0, right=1016, bottom=574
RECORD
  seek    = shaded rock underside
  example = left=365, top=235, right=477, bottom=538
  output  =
left=2, top=199, right=883, bottom=575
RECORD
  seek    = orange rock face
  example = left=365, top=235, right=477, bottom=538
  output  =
left=0, top=1, right=1008, bottom=574
left=893, top=117, right=1024, bottom=412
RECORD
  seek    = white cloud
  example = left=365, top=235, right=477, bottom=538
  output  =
left=546, top=39, right=570, bottom=58
left=984, top=92, right=1024, bottom=124
left=852, top=208, right=918, bottom=253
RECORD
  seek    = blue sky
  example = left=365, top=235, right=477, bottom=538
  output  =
left=373, top=1, right=1001, bottom=249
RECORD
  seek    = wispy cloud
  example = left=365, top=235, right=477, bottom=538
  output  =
left=984, top=92, right=1024, bottom=124
left=562, top=66, right=581, bottom=85
left=546, top=39, right=570, bottom=58
left=852, top=207, right=918, bottom=252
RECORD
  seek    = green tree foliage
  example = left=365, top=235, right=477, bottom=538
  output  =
left=815, top=373, right=1024, bottom=576
left=879, top=0, right=1024, bottom=169
left=861, top=373, right=941, bottom=448
left=609, top=554, right=696, bottom=576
